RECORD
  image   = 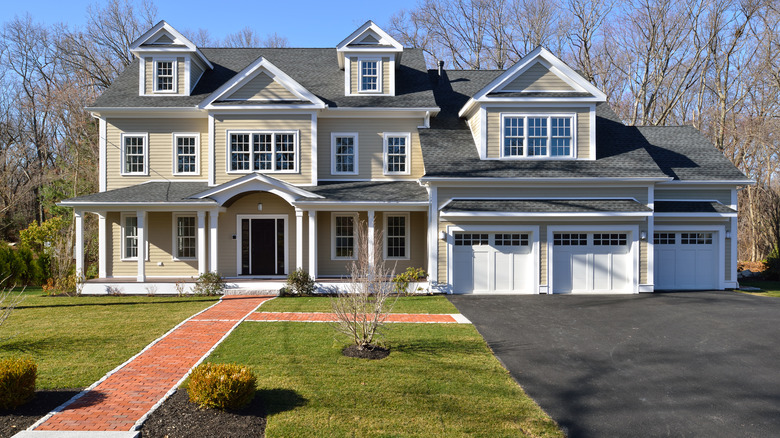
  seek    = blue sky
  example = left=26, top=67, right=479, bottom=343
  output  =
left=2, top=0, right=419, bottom=46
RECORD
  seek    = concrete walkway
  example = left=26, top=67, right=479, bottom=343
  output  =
left=247, top=311, right=471, bottom=323
left=22, top=295, right=273, bottom=436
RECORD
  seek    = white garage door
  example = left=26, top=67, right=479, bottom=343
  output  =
left=552, top=233, right=632, bottom=293
left=654, top=232, right=718, bottom=290
left=452, top=232, right=534, bottom=293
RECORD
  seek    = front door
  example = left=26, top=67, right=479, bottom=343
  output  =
left=240, top=217, right=286, bottom=276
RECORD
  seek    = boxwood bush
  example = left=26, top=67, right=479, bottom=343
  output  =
left=0, top=357, right=37, bottom=410
left=187, top=362, right=256, bottom=410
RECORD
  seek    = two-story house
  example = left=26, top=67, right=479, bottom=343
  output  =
left=63, top=20, right=751, bottom=294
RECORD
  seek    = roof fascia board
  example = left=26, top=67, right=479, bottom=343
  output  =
left=199, top=56, right=325, bottom=109
left=293, top=201, right=428, bottom=211
left=478, top=96, right=604, bottom=104
left=59, top=201, right=216, bottom=208
left=192, top=173, right=323, bottom=200
left=441, top=211, right=652, bottom=218
left=657, top=180, right=756, bottom=186
left=203, top=104, right=325, bottom=110
left=336, top=21, right=403, bottom=52
left=421, top=177, right=672, bottom=184
left=654, top=213, right=737, bottom=218
left=88, top=108, right=206, bottom=118
left=129, top=20, right=213, bottom=69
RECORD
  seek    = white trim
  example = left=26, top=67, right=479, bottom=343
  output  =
left=120, top=133, right=149, bottom=176
left=421, top=176, right=673, bottom=183
left=589, top=104, right=596, bottom=160
left=152, top=57, right=179, bottom=94
left=337, top=21, right=404, bottom=52
left=128, top=20, right=214, bottom=69
left=546, top=225, right=640, bottom=294
left=208, top=114, right=215, bottom=186
left=357, top=57, right=383, bottom=94
left=344, top=55, right=351, bottom=95
left=98, top=213, right=107, bottom=278
left=654, top=225, right=727, bottom=290
left=192, top=172, right=322, bottom=205
left=427, top=185, right=438, bottom=283
left=657, top=180, right=755, bottom=185
left=171, top=213, right=198, bottom=261
left=479, top=107, right=488, bottom=159
left=209, top=210, right=219, bottom=273
left=184, top=57, right=191, bottom=96
left=225, top=130, right=300, bottom=174
left=296, top=209, right=304, bottom=270
left=172, top=132, right=201, bottom=176
left=445, top=224, right=540, bottom=295
left=308, top=211, right=317, bottom=277
left=235, top=214, right=289, bottom=276
left=120, top=212, right=148, bottom=262
left=331, top=212, right=359, bottom=260
left=389, top=58, right=396, bottom=96
left=99, top=117, right=107, bottom=192
left=499, top=113, right=577, bottom=159
left=197, top=211, right=207, bottom=275
left=383, top=132, right=412, bottom=175
left=383, top=212, right=410, bottom=260
left=441, top=211, right=651, bottom=218
left=330, top=132, right=359, bottom=175
left=647, top=186, right=655, bottom=289
left=74, top=211, right=84, bottom=280
left=138, top=59, right=145, bottom=96
left=136, top=211, right=146, bottom=282
left=311, top=113, right=318, bottom=186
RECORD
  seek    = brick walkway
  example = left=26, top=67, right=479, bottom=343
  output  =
left=31, top=296, right=273, bottom=433
left=247, top=312, right=471, bottom=324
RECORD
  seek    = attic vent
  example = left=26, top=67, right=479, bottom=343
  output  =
left=153, top=34, right=175, bottom=44
left=359, top=34, right=380, bottom=44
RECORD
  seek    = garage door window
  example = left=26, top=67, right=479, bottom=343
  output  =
left=495, top=233, right=529, bottom=246
left=593, top=233, right=627, bottom=246
left=553, top=233, right=587, bottom=245
left=654, top=233, right=675, bottom=244
left=681, top=233, right=713, bottom=245
left=454, top=233, right=489, bottom=246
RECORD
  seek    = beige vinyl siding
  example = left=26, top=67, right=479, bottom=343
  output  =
left=190, top=59, right=205, bottom=92
left=349, top=56, right=391, bottom=95
left=216, top=192, right=298, bottom=277
left=106, top=118, right=208, bottom=190
left=500, top=62, right=575, bottom=91
left=317, top=118, right=424, bottom=179
left=655, top=189, right=732, bottom=205
left=226, top=72, right=299, bottom=101
left=467, top=111, right=481, bottom=146
left=486, top=107, right=590, bottom=158
left=437, top=186, right=648, bottom=206
left=107, top=212, right=198, bottom=278
left=144, top=57, right=185, bottom=94
left=213, top=114, right=312, bottom=185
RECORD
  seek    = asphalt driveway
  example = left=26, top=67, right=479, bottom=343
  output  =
left=448, top=291, right=780, bottom=437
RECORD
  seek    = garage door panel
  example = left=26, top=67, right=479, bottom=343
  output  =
left=572, top=252, right=589, bottom=291
left=654, top=231, right=718, bottom=290
left=552, top=232, right=633, bottom=293
left=452, top=232, right=534, bottom=294
left=593, top=253, right=610, bottom=291
left=473, top=250, right=490, bottom=292
left=452, top=248, right=474, bottom=294
left=494, top=252, right=514, bottom=291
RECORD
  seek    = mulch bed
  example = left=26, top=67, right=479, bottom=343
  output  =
left=139, top=389, right=266, bottom=438
left=0, top=389, right=81, bottom=437
left=342, top=344, right=390, bottom=360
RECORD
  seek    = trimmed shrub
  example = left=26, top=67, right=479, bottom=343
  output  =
left=188, top=363, right=256, bottom=410
left=0, top=357, right=37, bottom=411
left=193, top=272, right=225, bottom=296
left=392, top=267, right=428, bottom=296
left=284, top=269, right=316, bottom=296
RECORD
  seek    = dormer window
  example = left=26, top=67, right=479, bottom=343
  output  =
left=359, top=59, right=380, bottom=92
left=154, top=59, right=176, bottom=92
left=501, top=114, right=575, bottom=158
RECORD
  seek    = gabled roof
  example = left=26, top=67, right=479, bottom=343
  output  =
left=60, top=182, right=213, bottom=207
left=129, top=20, right=213, bottom=69
left=199, top=56, right=325, bottom=109
left=336, top=21, right=403, bottom=68
left=191, top=173, right=322, bottom=205
left=458, top=47, right=606, bottom=117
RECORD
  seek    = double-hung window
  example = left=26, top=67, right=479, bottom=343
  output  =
left=384, top=213, right=409, bottom=259
left=331, top=133, right=358, bottom=175
left=502, top=114, right=575, bottom=158
left=123, top=215, right=138, bottom=260
left=154, top=59, right=176, bottom=92
left=228, top=131, right=298, bottom=172
left=121, top=133, right=148, bottom=175
left=173, top=134, right=199, bottom=175
left=174, top=215, right=196, bottom=259
left=383, top=133, right=411, bottom=175
left=359, top=59, right=380, bottom=92
left=332, top=213, right=357, bottom=259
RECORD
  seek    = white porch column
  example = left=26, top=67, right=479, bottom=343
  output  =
left=209, top=210, right=219, bottom=273
left=426, top=186, right=438, bottom=283
left=98, top=212, right=107, bottom=278
left=296, top=209, right=304, bottom=270
left=137, top=211, right=146, bottom=282
left=197, top=211, right=207, bottom=275
left=367, top=210, right=375, bottom=268
left=74, top=210, right=84, bottom=281
left=308, top=210, right=317, bottom=279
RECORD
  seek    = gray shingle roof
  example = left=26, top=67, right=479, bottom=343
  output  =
left=62, top=182, right=212, bottom=204
left=442, top=199, right=651, bottom=213
left=654, top=201, right=736, bottom=214
left=92, top=48, right=437, bottom=109
left=305, top=181, right=428, bottom=202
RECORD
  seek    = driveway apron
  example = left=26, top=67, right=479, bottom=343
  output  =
left=448, top=291, right=780, bottom=437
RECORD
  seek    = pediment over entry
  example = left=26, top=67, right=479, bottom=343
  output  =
left=191, top=173, right=323, bottom=206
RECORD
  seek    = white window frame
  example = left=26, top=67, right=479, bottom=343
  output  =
left=330, top=132, right=359, bottom=175
left=358, top=57, right=382, bottom=93
left=120, top=213, right=148, bottom=262
left=120, top=133, right=149, bottom=176
left=383, top=132, right=411, bottom=175
left=153, top=58, right=177, bottom=93
left=172, top=213, right=197, bottom=261
left=172, top=133, right=200, bottom=176
left=331, top=212, right=358, bottom=260
left=226, top=130, right=299, bottom=174
left=384, top=212, right=410, bottom=260
left=500, top=113, right=577, bottom=159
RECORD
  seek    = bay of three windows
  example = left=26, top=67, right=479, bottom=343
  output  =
left=502, top=114, right=575, bottom=158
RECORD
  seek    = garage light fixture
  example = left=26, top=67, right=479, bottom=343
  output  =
left=640, top=231, right=647, bottom=240
left=439, top=231, right=447, bottom=240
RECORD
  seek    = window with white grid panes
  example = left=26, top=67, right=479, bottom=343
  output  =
left=123, top=135, right=146, bottom=174
left=175, top=216, right=196, bottom=259
left=385, top=214, right=407, bottom=258
left=384, top=134, right=409, bottom=174
left=494, top=233, right=529, bottom=246
left=593, top=233, right=627, bottom=246
left=454, top=233, right=489, bottom=246
left=654, top=233, right=675, bottom=245
left=680, top=232, right=713, bottom=245
left=333, top=135, right=356, bottom=174
left=502, top=114, right=575, bottom=158
left=175, top=135, right=197, bottom=174
left=360, top=60, right=379, bottom=91
left=553, top=233, right=587, bottom=245
left=333, top=215, right=356, bottom=259
left=229, top=132, right=297, bottom=172
left=155, top=60, right=174, bottom=92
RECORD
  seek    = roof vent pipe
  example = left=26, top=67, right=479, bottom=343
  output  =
left=438, top=60, right=444, bottom=77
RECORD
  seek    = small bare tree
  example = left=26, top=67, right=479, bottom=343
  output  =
left=0, top=282, right=24, bottom=340
left=331, top=221, right=396, bottom=351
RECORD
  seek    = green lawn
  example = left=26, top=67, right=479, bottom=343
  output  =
left=258, top=295, right=459, bottom=314
left=205, top=322, right=562, bottom=437
left=738, top=281, right=780, bottom=298
left=0, top=288, right=218, bottom=389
